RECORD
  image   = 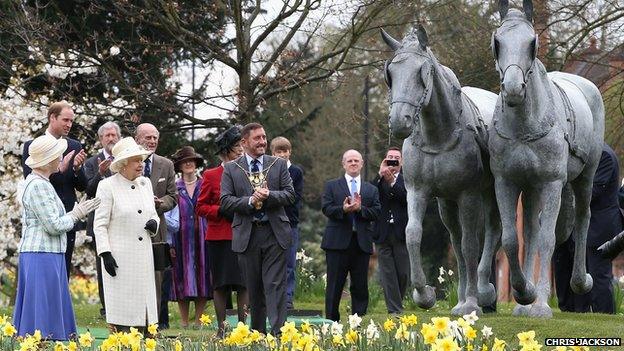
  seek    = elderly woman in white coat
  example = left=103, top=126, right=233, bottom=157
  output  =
left=94, top=137, right=160, bottom=331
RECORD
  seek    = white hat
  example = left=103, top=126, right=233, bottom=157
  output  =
left=25, top=135, right=68, bottom=169
left=110, top=137, right=152, bottom=173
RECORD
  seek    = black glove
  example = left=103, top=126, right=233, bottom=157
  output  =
left=597, top=231, right=624, bottom=260
left=144, top=219, right=158, bottom=234
left=100, top=252, right=118, bottom=277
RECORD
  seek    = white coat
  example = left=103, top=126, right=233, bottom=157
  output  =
left=94, top=173, right=160, bottom=326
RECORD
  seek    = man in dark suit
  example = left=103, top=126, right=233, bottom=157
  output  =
left=220, top=122, right=295, bottom=334
left=321, top=149, right=381, bottom=321
left=135, top=122, right=178, bottom=329
left=84, top=121, right=121, bottom=317
left=373, top=147, right=409, bottom=315
left=22, top=101, right=88, bottom=279
left=554, top=143, right=623, bottom=313
left=270, top=136, right=304, bottom=310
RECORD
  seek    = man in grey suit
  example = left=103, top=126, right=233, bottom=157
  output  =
left=84, top=121, right=121, bottom=317
left=220, top=122, right=295, bottom=335
left=135, top=123, right=178, bottom=329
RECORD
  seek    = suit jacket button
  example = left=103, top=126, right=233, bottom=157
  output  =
left=138, top=210, right=142, bottom=214
left=139, top=237, right=143, bottom=241
left=131, top=185, right=136, bottom=189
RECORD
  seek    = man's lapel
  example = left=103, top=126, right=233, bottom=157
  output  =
left=149, top=154, right=162, bottom=182
left=339, top=176, right=351, bottom=199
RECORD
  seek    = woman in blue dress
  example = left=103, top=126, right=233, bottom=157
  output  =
left=13, top=135, right=100, bottom=340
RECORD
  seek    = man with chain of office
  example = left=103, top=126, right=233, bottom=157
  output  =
left=220, top=122, right=295, bottom=335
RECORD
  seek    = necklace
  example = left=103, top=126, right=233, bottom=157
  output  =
left=183, top=176, right=198, bottom=185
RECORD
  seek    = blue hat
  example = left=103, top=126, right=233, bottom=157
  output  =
left=215, top=125, right=242, bottom=155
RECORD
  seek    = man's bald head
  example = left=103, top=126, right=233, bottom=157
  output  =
left=135, top=123, right=159, bottom=152
left=342, top=149, right=364, bottom=177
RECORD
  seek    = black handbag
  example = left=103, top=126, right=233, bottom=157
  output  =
left=152, top=242, right=172, bottom=271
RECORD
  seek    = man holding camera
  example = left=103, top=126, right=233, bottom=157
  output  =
left=374, top=147, right=410, bottom=315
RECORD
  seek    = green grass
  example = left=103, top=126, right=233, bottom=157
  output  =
left=2, top=295, right=623, bottom=348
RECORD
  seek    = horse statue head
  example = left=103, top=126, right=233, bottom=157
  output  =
left=492, top=0, right=538, bottom=106
left=382, top=25, right=436, bottom=139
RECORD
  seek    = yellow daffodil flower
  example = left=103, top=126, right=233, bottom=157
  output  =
left=199, top=314, right=212, bottom=326
left=383, top=318, right=396, bottom=331
left=174, top=340, right=183, bottom=351
left=145, top=338, right=157, bottom=351
left=147, top=323, right=158, bottom=335
left=493, top=337, right=507, bottom=351
left=78, top=332, right=93, bottom=348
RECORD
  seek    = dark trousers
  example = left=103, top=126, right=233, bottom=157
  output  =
left=325, top=232, right=370, bottom=321
left=376, top=230, right=410, bottom=314
left=553, top=237, right=614, bottom=313
left=64, top=230, right=76, bottom=280
left=286, top=227, right=299, bottom=308
left=238, top=223, right=287, bottom=335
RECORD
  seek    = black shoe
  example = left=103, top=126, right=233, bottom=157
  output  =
left=99, top=308, right=106, bottom=318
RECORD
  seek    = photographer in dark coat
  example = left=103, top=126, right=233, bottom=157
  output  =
left=554, top=143, right=623, bottom=313
left=373, top=147, right=409, bottom=314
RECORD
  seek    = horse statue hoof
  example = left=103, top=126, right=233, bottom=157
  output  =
left=450, top=301, right=465, bottom=315
left=413, top=285, right=436, bottom=309
left=478, top=283, right=497, bottom=307
left=570, top=273, right=593, bottom=295
left=512, top=281, right=536, bottom=305
left=528, top=302, right=553, bottom=318
left=512, top=304, right=530, bottom=316
left=452, top=298, right=482, bottom=316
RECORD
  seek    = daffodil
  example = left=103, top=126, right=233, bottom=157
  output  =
left=147, top=323, right=158, bottom=335
left=0, top=315, right=7, bottom=325
left=481, top=325, right=493, bottom=339
left=199, top=314, right=212, bottom=326
left=517, top=330, right=536, bottom=346
left=174, top=340, right=183, bottom=351
left=79, top=332, right=93, bottom=348
left=383, top=318, right=396, bottom=331
left=332, top=334, right=345, bottom=347
left=431, top=317, right=450, bottom=334
left=493, top=337, right=507, bottom=351
left=423, top=329, right=437, bottom=345
left=394, top=323, right=409, bottom=341
left=67, top=341, right=77, bottom=351
left=434, top=336, right=460, bottom=351
left=348, top=313, right=362, bottom=329
left=2, top=323, right=16, bottom=337
left=300, top=320, right=312, bottom=334
left=520, top=339, right=542, bottom=351
left=463, top=310, right=478, bottom=325
left=145, top=338, right=157, bottom=351
left=400, top=314, right=418, bottom=327
left=554, top=346, right=567, bottom=351
left=464, top=326, right=477, bottom=340
left=365, top=319, right=380, bottom=341
left=345, top=329, right=359, bottom=344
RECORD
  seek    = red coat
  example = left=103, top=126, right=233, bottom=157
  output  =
left=196, top=165, right=233, bottom=240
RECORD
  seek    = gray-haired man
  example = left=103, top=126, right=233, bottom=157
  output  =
left=84, top=121, right=121, bottom=317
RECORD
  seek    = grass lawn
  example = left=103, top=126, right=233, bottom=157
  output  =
left=2, top=294, right=623, bottom=348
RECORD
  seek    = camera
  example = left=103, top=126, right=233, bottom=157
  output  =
left=386, top=159, right=399, bottom=166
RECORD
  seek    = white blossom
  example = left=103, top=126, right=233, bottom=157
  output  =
left=330, top=321, right=343, bottom=336
left=109, top=45, right=120, bottom=56
left=463, top=311, right=479, bottom=325
left=447, top=269, right=454, bottom=276
left=438, top=275, right=445, bottom=284
left=365, top=319, right=379, bottom=341
left=439, top=266, right=445, bottom=276
left=481, top=325, right=493, bottom=339
left=348, top=313, right=362, bottom=329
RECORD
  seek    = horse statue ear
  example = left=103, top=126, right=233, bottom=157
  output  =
left=381, top=28, right=401, bottom=51
left=416, top=24, right=429, bottom=50
left=498, top=0, right=509, bottom=19
left=523, top=0, right=534, bottom=23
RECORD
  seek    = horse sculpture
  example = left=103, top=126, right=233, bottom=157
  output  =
left=489, top=0, right=604, bottom=317
left=382, top=25, right=500, bottom=315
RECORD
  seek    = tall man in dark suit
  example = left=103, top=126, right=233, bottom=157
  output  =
left=220, top=122, right=295, bottom=334
left=321, top=149, right=381, bottom=321
left=374, top=147, right=409, bottom=315
left=554, top=143, right=623, bottom=313
left=22, top=101, right=88, bottom=279
left=135, top=123, right=178, bottom=328
left=270, top=136, right=304, bottom=310
left=84, top=121, right=121, bottom=317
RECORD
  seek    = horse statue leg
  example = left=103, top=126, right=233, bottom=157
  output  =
left=437, top=199, right=467, bottom=314
left=456, top=192, right=484, bottom=315
left=405, top=187, right=436, bottom=309
left=477, top=189, right=501, bottom=307
left=496, top=178, right=537, bottom=306
left=527, top=183, right=564, bottom=318
left=569, top=170, right=595, bottom=295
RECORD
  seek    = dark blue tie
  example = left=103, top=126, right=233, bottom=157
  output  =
left=250, top=159, right=265, bottom=221
left=144, top=158, right=151, bottom=178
